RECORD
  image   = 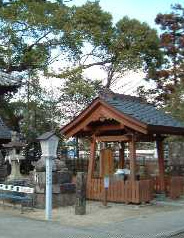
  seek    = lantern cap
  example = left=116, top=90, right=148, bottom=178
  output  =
left=37, top=131, right=57, bottom=141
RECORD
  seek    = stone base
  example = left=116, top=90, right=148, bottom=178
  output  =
left=35, top=193, right=59, bottom=208
left=34, top=170, right=75, bottom=208
left=155, top=192, right=166, bottom=201
left=75, top=202, right=86, bottom=215
left=34, top=171, right=72, bottom=186
left=35, top=193, right=76, bottom=208
left=60, top=193, right=76, bottom=206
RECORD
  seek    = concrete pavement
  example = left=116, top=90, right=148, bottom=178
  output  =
left=1, top=201, right=184, bottom=238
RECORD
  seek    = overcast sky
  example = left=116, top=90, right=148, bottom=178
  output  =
left=67, top=0, right=183, bottom=29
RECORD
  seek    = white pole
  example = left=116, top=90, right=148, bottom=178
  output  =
left=45, top=156, right=52, bottom=220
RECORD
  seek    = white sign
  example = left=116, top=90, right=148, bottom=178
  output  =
left=104, top=176, right=109, bottom=188
left=20, top=186, right=34, bottom=194
left=0, top=184, right=34, bottom=193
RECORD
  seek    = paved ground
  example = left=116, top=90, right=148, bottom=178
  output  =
left=1, top=199, right=184, bottom=238
left=171, top=234, right=184, bottom=238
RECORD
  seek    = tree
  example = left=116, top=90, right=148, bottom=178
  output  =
left=138, top=4, right=184, bottom=106
left=0, top=1, right=113, bottom=75
left=0, top=1, right=162, bottom=88
left=53, top=15, right=162, bottom=89
left=105, top=17, right=162, bottom=88
left=59, top=73, right=102, bottom=121
left=164, top=82, right=184, bottom=122
left=14, top=75, right=62, bottom=141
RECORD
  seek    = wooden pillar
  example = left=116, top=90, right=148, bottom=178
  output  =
left=156, top=138, right=165, bottom=192
left=75, top=137, right=79, bottom=159
left=100, top=142, right=105, bottom=177
left=87, top=136, right=96, bottom=183
left=119, top=142, right=125, bottom=169
left=129, top=135, right=136, bottom=181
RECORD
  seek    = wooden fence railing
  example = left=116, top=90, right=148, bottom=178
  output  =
left=168, top=176, right=183, bottom=199
left=152, top=176, right=184, bottom=199
left=86, top=178, right=153, bottom=204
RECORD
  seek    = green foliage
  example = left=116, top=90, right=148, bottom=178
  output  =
left=165, top=82, right=184, bottom=123
left=0, top=0, right=62, bottom=72
left=105, top=17, right=162, bottom=87
left=0, top=97, right=21, bottom=131
left=52, top=15, right=162, bottom=89
left=1, top=72, right=62, bottom=142
left=59, top=73, right=102, bottom=121
left=0, top=0, right=162, bottom=91
left=155, top=4, right=184, bottom=99
left=0, top=0, right=114, bottom=74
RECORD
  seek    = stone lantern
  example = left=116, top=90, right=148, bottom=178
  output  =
left=34, top=132, right=74, bottom=217
left=3, top=131, right=26, bottom=181
left=37, top=131, right=59, bottom=220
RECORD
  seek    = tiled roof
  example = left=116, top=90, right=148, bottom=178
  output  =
left=0, top=117, right=11, bottom=140
left=103, top=93, right=184, bottom=128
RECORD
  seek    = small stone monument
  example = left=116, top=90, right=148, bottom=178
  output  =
left=75, top=172, right=86, bottom=215
left=3, top=131, right=26, bottom=181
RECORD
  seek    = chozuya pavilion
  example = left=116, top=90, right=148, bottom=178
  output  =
left=61, top=91, right=184, bottom=204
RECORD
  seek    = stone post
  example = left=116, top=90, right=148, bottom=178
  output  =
left=75, top=172, right=86, bottom=215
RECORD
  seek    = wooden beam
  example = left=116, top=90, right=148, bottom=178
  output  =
left=148, top=125, right=184, bottom=136
left=84, top=123, right=124, bottom=132
left=96, top=135, right=131, bottom=142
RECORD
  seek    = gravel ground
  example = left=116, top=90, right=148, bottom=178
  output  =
left=0, top=200, right=182, bottom=227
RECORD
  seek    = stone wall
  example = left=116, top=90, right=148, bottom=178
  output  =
left=33, top=171, right=76, bottom=208
left=168, top=142, right=184, bottom=165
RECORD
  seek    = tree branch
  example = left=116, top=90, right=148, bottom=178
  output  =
left=26, top=31, right=52, bottom=52
left=81, top=59, right=111, bottom=69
